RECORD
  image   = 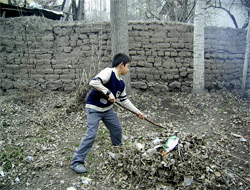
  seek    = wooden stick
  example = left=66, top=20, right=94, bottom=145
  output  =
left=92, top=87, right=168, bottom=130
left=114, top=100, right=168, bottom=130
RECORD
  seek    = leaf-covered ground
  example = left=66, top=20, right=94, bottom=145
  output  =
left=0, top=89, right=249, bottom=189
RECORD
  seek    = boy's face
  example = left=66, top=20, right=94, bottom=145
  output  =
left=120, top=62, right=130, bottom=76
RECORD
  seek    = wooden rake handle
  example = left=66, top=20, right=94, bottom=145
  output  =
left=92, top=87, right=168, bottom=130
left=114, top=100, right=168, bottom=130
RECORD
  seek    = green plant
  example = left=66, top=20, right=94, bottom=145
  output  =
left=1, top=145, right=24, bottom=171
left=105, top=145, right=112, bottom=151
left=75, top=142, right=80, bottom=147
left=98, top=128, right=109, bottom=140
left=124, top=141, right=131, bottom=146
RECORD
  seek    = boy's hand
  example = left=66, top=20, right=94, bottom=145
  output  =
left=108, top=93, right=116, bottom=102
left=137, top=113, right=144, bottom=119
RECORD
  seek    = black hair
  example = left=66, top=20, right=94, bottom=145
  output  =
left=112, top=53, right=131, bottom=67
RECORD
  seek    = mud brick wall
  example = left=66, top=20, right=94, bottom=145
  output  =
left=129, top=21, right=194, bottom=93
left=0, top=17, right=249, bottom=95
left=204, top=27, right=248, bottom=90
left=0, top=17, right=112, bottom=93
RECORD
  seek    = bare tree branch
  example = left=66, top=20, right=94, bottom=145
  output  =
left=241, top=0, right=250, bottom=9
left=206, top=0, right=239, bottom=28
left=159, top=0, right=196, bottom=23
left=145, top=10, right=161, bottom=21
left=186, top=1, right=196, bottom=22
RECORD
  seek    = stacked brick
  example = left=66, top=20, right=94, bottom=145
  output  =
left=204, top=26, right=247, bottom=90
left=128, top=21, right=194, bottom=93
left=0, top=17, right=248, bottom=94
left=0, top=17, right=112, bottom=94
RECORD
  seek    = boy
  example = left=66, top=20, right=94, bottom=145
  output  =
left=70, top=53, right=144, bottom=173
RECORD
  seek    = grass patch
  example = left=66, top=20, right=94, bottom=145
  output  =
left=1, top=145, right=24, bottom=171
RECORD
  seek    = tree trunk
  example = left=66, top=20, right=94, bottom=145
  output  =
left=61, top=0, right=66, bottom=11
left=103, top=0, right=106, bottom=13
left=77, top=0, right=85, bottom=20
left=193, top=0, right=205, bottom=94
left=72, top=0, right=77, bottom=20
left=62, top=0, right=72, bottom=21
left=110, top=0, right=132, bottom=93
left=241, top=16, right=250, bottom=93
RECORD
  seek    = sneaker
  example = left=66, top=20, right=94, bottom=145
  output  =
left=70, top=163, right=87, bottom=173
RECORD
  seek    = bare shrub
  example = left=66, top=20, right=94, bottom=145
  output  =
left=66, top=29, right=108, bottom=113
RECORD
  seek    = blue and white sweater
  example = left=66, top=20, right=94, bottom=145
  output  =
left=86, top=67, right=141, bottom=114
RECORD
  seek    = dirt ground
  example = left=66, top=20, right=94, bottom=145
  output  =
left=0, top=88, right=249, bottom=190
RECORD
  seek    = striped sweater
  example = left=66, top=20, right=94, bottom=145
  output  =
left=86, top=67, right=141, bottom=114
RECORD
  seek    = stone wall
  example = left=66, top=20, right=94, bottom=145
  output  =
left=0, top=17, right=249, bottom=95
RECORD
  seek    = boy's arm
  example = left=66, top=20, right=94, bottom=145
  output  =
left=121, top=99, right=142, bottom=115
left=119, top=88, right=143, bottom=117
left=89, top=68, right=112, bottom=96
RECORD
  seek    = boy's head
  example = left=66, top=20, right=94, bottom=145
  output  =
left=112, top=53, right=131, bottom=68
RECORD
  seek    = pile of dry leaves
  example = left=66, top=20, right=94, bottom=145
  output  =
left=96, top=130, right=247, bottom=189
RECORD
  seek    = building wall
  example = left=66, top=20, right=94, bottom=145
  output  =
left=0, top=17, right=249, bottom=95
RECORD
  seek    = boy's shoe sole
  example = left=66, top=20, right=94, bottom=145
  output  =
left=70, top=163, right=87, bottom=173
